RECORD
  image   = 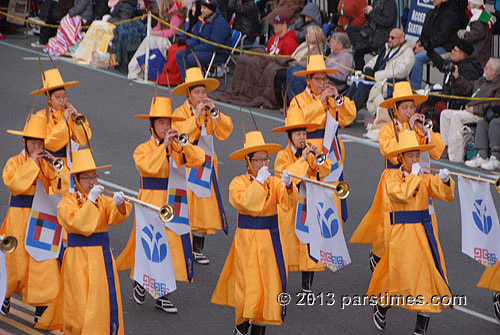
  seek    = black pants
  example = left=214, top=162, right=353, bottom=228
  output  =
left=38, top=0, right=61, bottom=44
left=346, top=25, right=372, bottom=70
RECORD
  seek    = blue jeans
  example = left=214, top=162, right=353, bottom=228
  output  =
left=286, top=65, right=307, bottom=99
left=410, top=47, right=446, bottom=89
left=175, top=49, right=228, bottom=81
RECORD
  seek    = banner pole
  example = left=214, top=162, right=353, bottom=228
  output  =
left=144, top=11, right=152, bottom=82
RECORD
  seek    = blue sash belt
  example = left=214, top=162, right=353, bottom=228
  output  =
left=211, top=171, right=228, bottom=235
left=180, top=233, right=194, bottom=282
left=141, top=177, right=169, bottom=190
left=386, top=159, right=401, bottom=169
left=307, top=128, right=325, bottom=139
left=390, top=210, right=450, bottom=291
left=9, top=195, right=34, bottom=208
left=47, top=147, right=67, bottom=158
left=67, top=232, right=120, bottom=334
left=238, top=214, right=287, bottom=321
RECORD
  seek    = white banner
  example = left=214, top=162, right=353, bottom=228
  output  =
left=134, top=204, right=177, bottom=299
left=459, top=176, right=500, bottom=267
left=0, top=252, right=6, bottom=306
left=67, top=140, right=79, bottom=194
left=186, top=127, right=214, bottom=198
left=306, top=182, right=351, bottom=272
left=322, top=113, right=343, bottom=183
left=25, top=180, right=63, bottom=261
left=166, top=158, right=191, bottom=233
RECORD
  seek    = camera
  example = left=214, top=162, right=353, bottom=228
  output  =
left=442, top=63, right=455, bottom=73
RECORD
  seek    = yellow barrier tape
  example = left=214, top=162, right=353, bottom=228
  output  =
left=153, top=13, right=500, bottom=102
left=0, top=10, right=142, bottom=29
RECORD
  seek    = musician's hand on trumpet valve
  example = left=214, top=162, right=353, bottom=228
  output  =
left=88, top=185, right=104, bottom=204
left=319, top=84, right=338, bottom=103
left=281, top=170, right=292, bottom=188
left=411, top=162, right=423, bottom=176
left=256, top=166, right=271, bottom=185
left=63, top=102, right=79, bottom=122
left=113, top=191, right=125, bottom=205
left=409, top=112, right=426, bottom=132
left=30, top=148, right=45, bottom=164
left=163, top=128, right=180, bottom=149
left=439, top=168, right=450, bottom=183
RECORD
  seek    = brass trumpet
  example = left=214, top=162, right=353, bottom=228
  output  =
left=415, top=118, right=433, bottom=130
left=425, top=167, right=500, bottom=194
left=0, top=235, right=18, bottom=254
left=334, top=95, right=344, bottom=107
left=302, top=143, right=326, bottom=166
left=102, top=188, right=175, bottom=222
left=205, top=107, right=220, bottom=119
left=43, top=153, right=64, bottom=172
left=177, top=133, right=189, bottom=146
left=74, top=114, right=86, bottom=126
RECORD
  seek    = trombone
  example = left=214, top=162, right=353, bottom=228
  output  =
left=268, top=169, right=350, bottom=199
left=0, top=235, right=18, bottom=254
left=424, top=167, right=500, bottom=193
left=101, top=188, right=175, bottom=222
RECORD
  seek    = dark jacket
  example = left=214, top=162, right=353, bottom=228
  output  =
left=463, top=20, right=492, bottom=67
left=289, top=2, right=321, bottom=44
left=364, top=0, right=397, bottom=50
left=227, top=0, right=259, bottom=39
left=455, top=74, right=500, bottom=116
left=187, top=9, right=232, bottom=53
left=68, top=0, right=93, bottom=23
left=108, top=0, right=138, bottom=23
left=418, top=0, right=459, bottom=52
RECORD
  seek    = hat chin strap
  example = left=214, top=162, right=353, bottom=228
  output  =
left=73, top=175, right=89, bottom=197
left=245, top=156, right=257, bottom=177
left=398, top=154, right=411, bottom=173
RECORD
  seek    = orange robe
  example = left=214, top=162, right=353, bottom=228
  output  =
left=274, top=144, right=332, bottom=272
left=367, top=171, right=454, bottom=313
left=350, top=122, right=445, bottom=258
left=173, top=101, right=234, bottom=234
left=1, top=151, right=69, bottom=305
left=36, top=193, right=132, bottom=335
left=116, top=137, right=205, bottom=282
left=477, top=262, right=500, bottom=292
left=211, top=174, right=298, bottom=325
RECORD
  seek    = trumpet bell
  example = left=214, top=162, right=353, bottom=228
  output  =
left=209, top=107, right=220, bottom=119
left=0, top=236, right=18, bottom=254
left=53, top=158, right=64, bottom=172
left=335, top=181, right=350, bottom=199
left=178, top=133, right=189, bottom=146
left=74, top=115, right=87, bottom=125
left=159, top=204, right=175, bottom=222
left=423, top=119, right=433, bottom=130
left=315, top=153, right=326, bottom=166
left=496, top=178, right=500, bottom=194
left=334, top=95, right=344, bottom=107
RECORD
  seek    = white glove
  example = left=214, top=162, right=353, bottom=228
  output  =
left=457, top=29, right=465, bottom=39
left=439, top=168, right=450, bottom=183
left=87, top=185, right=104, bottom=204
left=113, top=191, right=125, bottom=205
left=255, top=166, right=271, bottom=185
left=411, top=163, right=422, bottom=176
left=281, top=170, right=292, bottom=187
left=102, top=14, right=111, bottom=22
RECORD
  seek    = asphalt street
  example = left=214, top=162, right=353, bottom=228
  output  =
left=1, top=36, right=500, bottom=335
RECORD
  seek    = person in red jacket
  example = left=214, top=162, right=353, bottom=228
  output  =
left=267, top=14, right=299, bottom=56
left=337, top=0, right=367, bottom=32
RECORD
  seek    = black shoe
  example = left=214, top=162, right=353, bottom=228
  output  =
left=233, top=321, right=250, bottom=335
left=413, top=313, right=430, bottom=335
left=493, top=292, right=500, bottom=324
left=372, top=305, right=389, bottom=331
left=193, top=251, right=210, bottom=265
left=369, top=250, right=381, bottom=273
left=250, top=324, right=266, bottom=335
left=155, top=295, right=178, bottom=313
left=133, top=281, right=146, bottom=305
left=193, top=236, right=210, bottom=265
left=301, top=271, right=314, bottom=292
left=1, top=298, right=10, bottom=316
left=34, top=306, right=47, bottom=323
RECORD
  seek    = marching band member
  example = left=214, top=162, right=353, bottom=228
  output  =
left=116, top=96, right=205, bottom=313
left=36, top=148, right=132, bottom=335
left=211, top=131, right=298, bottom=335
left=172, top=67, right=234, bottom=265
left=1, top=114, right=70, bottom=322
left=272, top=113, right=331, bottom=292
left=350, top=81, right=445, bottom=272
left=477, top=260, right=500, bottom=323
left=31, top=68, right=92, bottom=162
left=286, top=54, right=356, bottom=229
left=367, top=131, right=454, bottom=335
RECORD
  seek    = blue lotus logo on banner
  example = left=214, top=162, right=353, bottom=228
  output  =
left=473, top=199, right=493, bottom=235
left=316, top=202, right=339, bottom=238
left=141, top=224, right=168, bottom=262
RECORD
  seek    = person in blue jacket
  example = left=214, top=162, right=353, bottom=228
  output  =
left=175, top=0, right=231, bottom=80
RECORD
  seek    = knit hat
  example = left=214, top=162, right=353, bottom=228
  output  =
left=200, top=0, right=217, bottom=12
left=456, top=38, right=474, bottom=56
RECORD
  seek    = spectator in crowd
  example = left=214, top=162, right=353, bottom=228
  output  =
left=175, top=0, right=231, bottom=81
left=289, top=2, right=321, bottom=44
left=336, top=0, right=366, bottom=32
left=285, top=31, right=352, bottom=100
left=465, top=105, right=500, bottom=170
left=440, top=58, right=500, bottom=162
left=457, top=0, right=496, bottom=67
left=68, top=0, right=93, bottom=24
left=425, top=38, right=483, bottom=110
left=215, top=0, right=230, bottom=21
left=262, top=0, right=306, bottom=26
left=350, top=29, right=414, bottom=141
left=212, top=13, right=298, bottom=109
left=227, top=0, right=259, bottom=44
left=31, top=0, right=72, bottom=48
left=346, top=0, right=397, bottom=70
left=127, top=0, right=186, bottom=80
left=410, top=0, right=459, bottom=89
left=106, top=0, right=138, bottom=23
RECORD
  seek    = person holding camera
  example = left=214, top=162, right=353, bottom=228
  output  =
left=440, top=57, right=500, bottom=162
left=425, top=38, right=483, bottom=110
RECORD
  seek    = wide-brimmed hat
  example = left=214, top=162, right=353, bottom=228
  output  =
left=229, top=131, right=282, bottom=161
left=135, top=97, right=186, bottom=121
left=379, top=81, right=427, bottom=109
left=271, top=112, right=319, bottom=132
left=294, top=55, right=339, bottom=77
left=71, top=148, right=112, bottom=174
left=30, top=68, right=79, bottom=96
left=7, top=114, right=55, bottom=140
left=386, top=131, right=435, bottom=157
left=172, top=67, right=219, bottom=96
